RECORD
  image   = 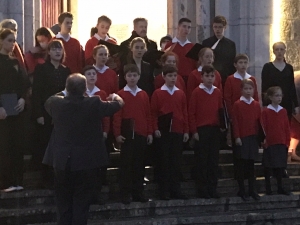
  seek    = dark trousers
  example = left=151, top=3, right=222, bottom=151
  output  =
left=0, top=115, right=24, bottom=189
left=194, top=126, right=221, bottom=193
left=156, top=132, right=183, bottom=195
left=236, top=158, right=256, bottom=194
left=54, top=166, right=98, bottom=225
left=119, top=134, right=146, bottom=197
left=264, top=167, right=285, bottom=193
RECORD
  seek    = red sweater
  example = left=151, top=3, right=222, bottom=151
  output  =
left=95, top=68, right=119, bottom=94
left=93, top=90, right=110, bottom=133
left=154, top=73, right=186, bottom=93
left=189, top=87, right=223, bottom=134
left=164, top=42, right=196, bottom=77
left=85, top=36, right=117, bottom=65
left=24, top=52, right=45, bottom=74
left=54, top=37, right=83, bottom=73
left=224, top=74, right=259, bottom=118
left=232, top=99, right=261, bottom=139
left=113, top=89, right=152, bottom=137
left=13, top=44, right=26, bottom=72
left=187, top=69, right=222, bottom=102
left=151, top=88, right=189, bottom=134
left=261, top=107, right=290, bottom=148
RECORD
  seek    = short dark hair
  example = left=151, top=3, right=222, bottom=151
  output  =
left=46, top=39, right=66, bottom=63
left=66, top=73, right=87, bottom=96
left=234, top=54, right=249, bottom=64
left=123, top=64, right=140, bottom=75
left=241, top=79, right=254, bottom=89
left=160, top=35, right=172, bottom=46
left=133, top=18, right=147, bottom=26
left=178, top=18, right=191, bottom=25
left=213, top=15, right=227, bottom=27
left=162, top=64, right=177, bottom=75
left=201, top=65, right=215, bottom=75
left=58, top=12, right=73, bottom=24
left=82, top=65, right=97, bottom=75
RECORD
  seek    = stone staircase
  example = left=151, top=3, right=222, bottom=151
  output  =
left=1, top=150, right=300, bottom=225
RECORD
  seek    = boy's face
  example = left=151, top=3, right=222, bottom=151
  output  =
left=212, top=23, right=225, bottom=38
left=97, top=21, right=111, bottom=37
left=242, top=84, right=254, bottom=98
left=163, top=72, right=177, bottom=86
left=84, top=69, right=97, bottom=85
left=125, top=72, right=140, bottom=86
left=60, top=17, right=72, bottom=34
left=201, top=72, right=215, bottom=86
left=48, top=45, right=63, bottom=62
left=177, top=22, right=191, bottom=37
left=234, top=59, right=248, bottom=73
left=134, top=21, right=147, bottom=38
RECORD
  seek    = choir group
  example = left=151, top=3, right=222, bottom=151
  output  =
left=0, top=12, right=299, bottom=207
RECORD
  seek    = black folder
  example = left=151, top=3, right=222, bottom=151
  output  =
left=158, top=112, right=173, bottom=132
left=0, top=93, right=18, bottom=116
left=98, top=39, right=126, bottom=56
left=121, top=118, right=135, bottom=139
left=142, top=50, right=164, bottom=67
left=185, top=43, right=205, bottom=61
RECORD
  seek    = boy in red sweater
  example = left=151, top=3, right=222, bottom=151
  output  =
left=55, top=12, right=83, bottom=73
left=189, top=65, right=226, bottom=198
left=232, top=79, right=261, bottom=201
left=113, top=64, right=153, bottom=204
left=164, top=18, right=196, bottom=83
left=151, top=65, right=189, bottom=200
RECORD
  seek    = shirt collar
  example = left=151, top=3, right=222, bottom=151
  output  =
left=199, top=83, right=216, bottom=95
left=56, top=32, right=71, bottom=42
left=124, top=85, right=142, bottom=96
left=93, top=65, right=109, bottom=73
left=233, top=72, right=251, bottom=80
left=161, top=84, right=179, bottom=95
left=62, top=89, right=67, bottom=96
left=86, top=86, right=100, bottom=97
left=240, top=96, right=254, bottom=105
left=267, top=104, right=283, bottom=113
left=94, top=33, right=109, bottom=41
left=197, top=66, right=203, bottom=72
left=172, top=37, right=191, bottom=47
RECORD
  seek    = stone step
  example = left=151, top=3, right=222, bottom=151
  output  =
left=2, top=177, right=300, bottom=209
left=2, top=194, right=300, bottom=225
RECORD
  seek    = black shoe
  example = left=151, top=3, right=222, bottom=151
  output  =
left=237, top=191, right=250, bottom=201
left=121, top=195, right=132, bottom=204
left=170, top=192, right=188, bottom=200
left=132, top=195, right=149, bottom=203
left=278, top=188, right=291, bottom=196
left=282, top=170, right=289, bottom=178
left=249, top=191, right=260, bottom=200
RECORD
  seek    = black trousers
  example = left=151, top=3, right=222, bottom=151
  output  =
left=0, top=115, right=24, bottom=189
left=156, top=132, right=183, bottom=195
left=264, top=167, right=285, bottom=192
left=54, top=166, right=98, bottom=225
left=236, top=158, right=256, bottom=194
left=119, top=134, right=146, bottom=197
left=194, top=126, right=221, bottom=193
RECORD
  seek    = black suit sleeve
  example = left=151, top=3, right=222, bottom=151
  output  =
left=290, top=65, right=299, bottom=108
left=98, top=99, right=122, bottom=117
left=261, top=63, right=270, bottom=106
left=228, top=42, right=236, bottom=75
left=32, top=64, right=44, bottom=119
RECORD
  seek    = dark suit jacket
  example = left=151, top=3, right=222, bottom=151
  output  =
left=42, top=95, right=121, bottom=171
left=202, top=35, right=236, bottom=84
left=120, top=31, right=157, bottom=52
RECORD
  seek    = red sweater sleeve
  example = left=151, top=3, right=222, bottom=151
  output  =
left=261, top=110, right=267, bottom=141
left=284, top=110, right=291, bottom=146
left=154, top=74, right=164, bottom=90
left=113, top=71, right=119, bottom=93
left=85, top=39, right=95, bottom=66
left=253, top=78, right=259, bottom=102
left=188, top=90, right=197, bottom=134
left=150, top=91, right=159, bottom=131
left=232, top=102, right=240, bottom=138
left=215, top=71, right=223, bottom=94
left=144, top=94, right=153, bottom=135
left=187, top=72, right=198, bottom=103
left=177, top=75, right=186, bottom=93
left=113, top=91, right=123, bottom=137
left=182, top=92, right=189, bottom=133
left=224, top=77, right=233, bottom=119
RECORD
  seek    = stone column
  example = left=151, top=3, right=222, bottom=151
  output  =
left=8, top=0, right=24, bottom=49
left=0, top=0, right=9, bottom=22
left=196, top=0, right=211, bottom=43
left=69, top=0, right=79, bottom=39
left=24, top=0, right=34, bottom=51
left=34, top=0, right=41, bottom=32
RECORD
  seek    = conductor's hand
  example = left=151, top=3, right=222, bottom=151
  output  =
left=147, top=135, right=153, bottom=145
left=116, top=135, right=126, bottom=144
left=154, top=130, right=161, bottom=138
left=37, top=117, right=44, bottom=125
left=193, top=133, right=199, bottom=141
left=0, top=107, right=7, bottom=120
left=107, top=94, right=124, bottom=106
left=183, top=133, right=189, bottom=142
left=235, top=138, right=242, bottom=146
left=15, top=98, right=25, bottom=112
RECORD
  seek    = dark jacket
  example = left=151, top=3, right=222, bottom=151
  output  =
left=120, top=31, right=157, bottom=52
left=42, top=95, right=121, bottom=171
left=202, top=35, right=236, bottom=84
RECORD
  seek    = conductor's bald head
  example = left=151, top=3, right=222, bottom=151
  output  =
left=66, top=73, right=87, bottom=96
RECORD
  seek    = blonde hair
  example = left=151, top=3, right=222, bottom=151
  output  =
left=0, top=19, right=17, bottom=30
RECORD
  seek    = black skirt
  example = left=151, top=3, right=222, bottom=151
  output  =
left=262, top=144, right=288, bottom=168
left=233, top=135, right=259, bottom=160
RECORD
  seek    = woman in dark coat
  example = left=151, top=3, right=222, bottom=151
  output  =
left=0, top=29, right=29, bottom=192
